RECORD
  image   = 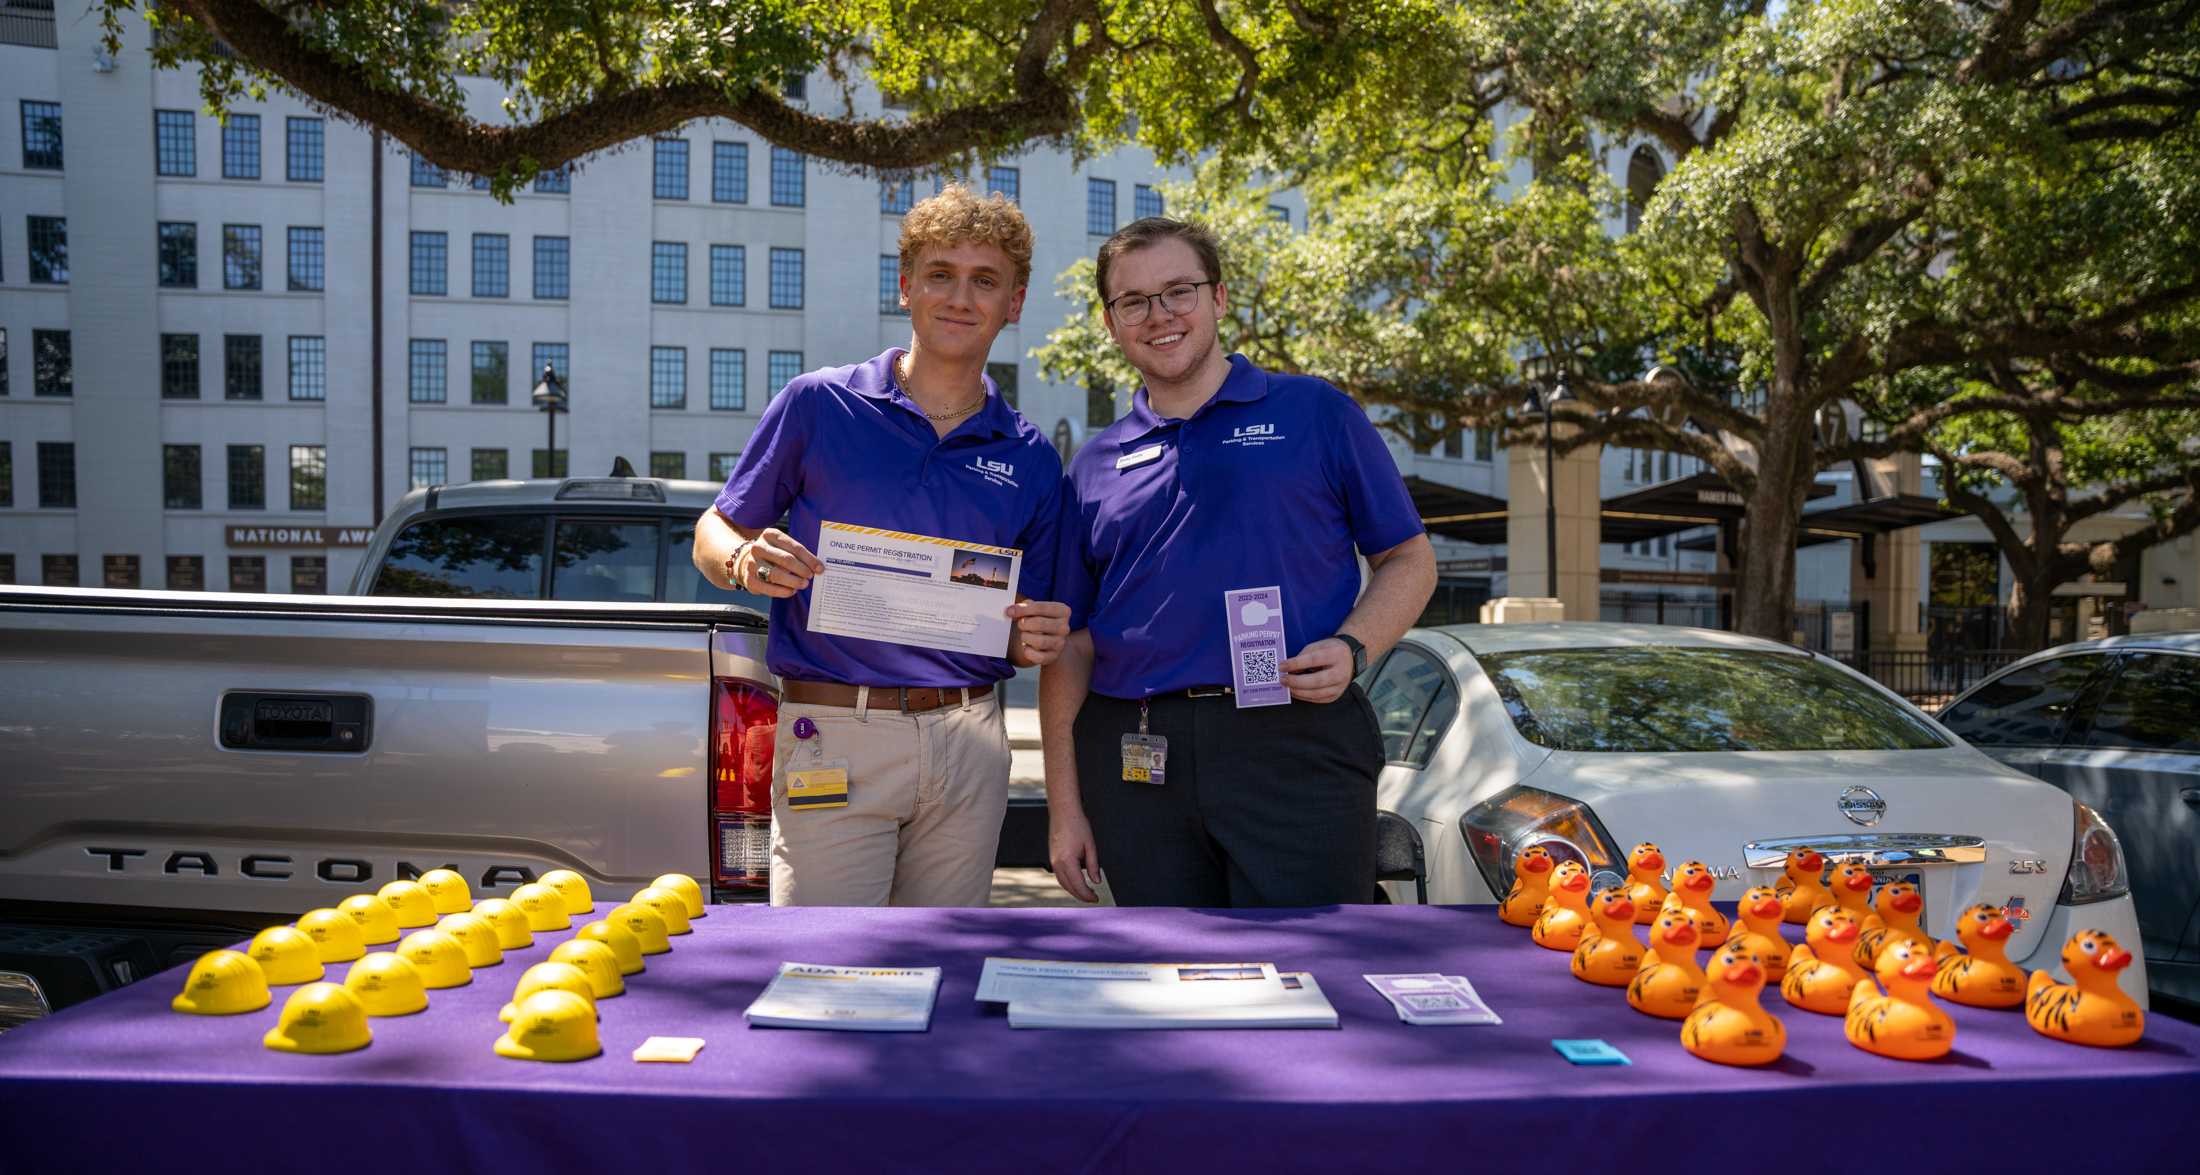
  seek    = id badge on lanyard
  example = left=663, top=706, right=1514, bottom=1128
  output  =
left=1120, top=699, right=1167, bottom=785
left=787, top=715, right=850, bottom=809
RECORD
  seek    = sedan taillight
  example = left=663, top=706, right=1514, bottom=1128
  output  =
left=1461, top=785, right=1626, bottom=900
left=710, top=678, right=777, bottom=901
left=2059, top=800, right=2130, bottom=905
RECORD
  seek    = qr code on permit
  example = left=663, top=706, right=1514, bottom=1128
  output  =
left=1240, top=648, right=1279, bottom=685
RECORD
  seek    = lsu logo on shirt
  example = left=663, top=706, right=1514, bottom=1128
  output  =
left=1225, top=422, right=1284, bottom=447
left=967, top=456, right=1019, bottom=488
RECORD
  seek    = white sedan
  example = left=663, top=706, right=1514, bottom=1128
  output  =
left=1362, top=622, right=2148, bottom=1004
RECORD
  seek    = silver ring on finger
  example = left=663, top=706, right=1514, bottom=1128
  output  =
left=759, top=563, right=772, bottom=584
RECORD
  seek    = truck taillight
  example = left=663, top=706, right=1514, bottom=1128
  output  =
left=710, top=677, right=777, bottom=900
left=1460, top=785, right=1625, bottom=901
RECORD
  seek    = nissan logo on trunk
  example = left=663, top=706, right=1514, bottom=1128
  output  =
left=1838, top=785, right=1887, bottom=826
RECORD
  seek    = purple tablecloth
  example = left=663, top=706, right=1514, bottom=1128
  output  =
left=2, top=904, right=2196, bottom=1172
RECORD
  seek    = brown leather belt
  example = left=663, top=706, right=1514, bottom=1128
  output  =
left=782, top=679, right=995, bottom=714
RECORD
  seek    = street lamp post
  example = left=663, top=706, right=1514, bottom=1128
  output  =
left=530, top=364, right=568, bottom=477
left=1519, top=356, right=1573, bottom=600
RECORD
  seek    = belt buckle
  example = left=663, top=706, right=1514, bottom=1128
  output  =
left=1185, top=685, right=1233, bottom=698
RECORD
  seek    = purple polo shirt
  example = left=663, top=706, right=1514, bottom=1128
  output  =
left=713, top=349, right=1063, bottom=687
left=1057, top=354, right=1424, bottom=698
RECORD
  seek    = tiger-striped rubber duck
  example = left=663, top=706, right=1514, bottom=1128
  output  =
left=1532, top=860, right=1593, bottom=951
left=1658, top=860, right=1729, bottom=947
left=1624, top=843, right=1668, bottom=924
left=2026, top=929, right=2144, bottom=1048
left=1826, top=861, right=1879, bottom=928
left=1781, top=906, right=1871, bottom=1015
left=1845, top=938, right=1955, bottom=1060
left=1627, top=911, right=1706, bottom=1019
left=1775, top=848, right=1833, bottom=925
left=1498, top=845, right=1555, bottom=927
left=1571, top=889, right=1644, bottom=986
left=1855, top=881, right=1931, bottom=970
left=1725, top=885, right=1791, bottom=983
left=1683, top=941, right=1786, bottom=1066
left=1932, top=903, right=2026, bottom=1009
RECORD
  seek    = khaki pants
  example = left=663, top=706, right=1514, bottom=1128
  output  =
left=768, top=691, right=1010, bottom=906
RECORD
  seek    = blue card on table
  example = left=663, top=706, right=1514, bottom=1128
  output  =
left=1551, top=1038, right=1630, bottom=1065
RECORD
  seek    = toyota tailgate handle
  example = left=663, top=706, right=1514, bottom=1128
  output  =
left=220, top=693, right=372, bottom=752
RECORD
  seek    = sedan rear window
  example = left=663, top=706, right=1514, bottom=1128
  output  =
left=1480, top=647, right=1947, bottom=752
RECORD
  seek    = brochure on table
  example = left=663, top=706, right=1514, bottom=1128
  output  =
left=743, top=963, right=943, bottom=1032
left=976, top=958, right=1339, bottom=1029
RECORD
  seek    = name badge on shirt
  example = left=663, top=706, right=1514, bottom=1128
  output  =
left=1224, top=586, right=1291, bottom=709
left=787, top=762, right=850, bottom=810
left=1115, top=444, right=1165, bottom=470
left=1120, top=734, right=1168, bottom=785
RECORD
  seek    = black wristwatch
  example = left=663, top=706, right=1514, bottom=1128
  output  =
left=1335, top=632, right=1367, bottom=677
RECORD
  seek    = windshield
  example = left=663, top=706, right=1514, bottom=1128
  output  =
left=1479, top=647, right=1948, bottom=752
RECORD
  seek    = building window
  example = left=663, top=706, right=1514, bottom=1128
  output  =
left=155, top=109, right=195, bottom=176
left=1134, top=183, right=1164, bottom=220
left=409, top=231, right=447, bottom=295
left=410, top=151, right=447, bottom=187
left=102, top=555, right=141, bottom=589
left=227, top=445, right=265, bottom=509
left=650, top=346, right=687, bottom=409
left=709, top=452, right=738, bottom=482
left=228, top=556, right=266, bottom=593
left=532, top=450, right=569, bottom=478
left=534, top=164, right=571, bottom=194
left=288, top=336, right=326, bottom=401
left=651, top=241, right=688, bottom=303
left=472, top=233, right=509, bottom=298
left=471, top=448, right=508, bottom=481
left=164, top=445, right=201, bottom=509
left=287, top=226, right=324, bottom=291
left=1086, top=381, right=1115, bottom=428
left=0, top=442, right=10, bottom=508
left=291, top=556, right=327, bottom=594
left=224, top=335, right=262, bottom=400
left=20, top=100, right=61, bottom=170
left=531, top=342, right=569, bottom=384
left=650, top=451, right=686, bottom=479
left=987, top=166, right=1020, bottom=204
left=471, top=341, right=508, bottom=404
left=769, top=147, right=805, bottom=207
left=1442, top=422, right=1464, bottom=459
left=409, top=447, right=448, bottom=490
left=37, top=443, right=75, bottom=508
left=712, top=142, right=748, bottom=202
left=782, top=70, right=807, bottom=100
left=988, top=362, right=1019, bottom=409
left=160, top=333, right=200, bottom=400
left=167, top=556, right=204, bottom=591
left=469, top=173, right=491, bottom=192
left=32, top=330, right=70, bottom=397
left=879, top=255, right=904, bottom=314
left=43, top=555, right=79, bottom=587
left=653, top=137, right=689, bottom=200
left=1625, top=145, right=1666, bottom=235
left=27, top=216, right=66, bottom=283
left=286, top=117, right=323, bottom=181
left=289, top=445, right=326, bottom=510
left=408, top=338, right=447, bottom=403
left=768, top=350, right=803, bottom=398
left=1267, top=204, right=1291, bottom=228
left=0, top=328, right=6, bottom=397
left=223, top=224, right=262, bottom=289
left=221, top=113, right=260, bottom=179
left=1086, top=178, right=1116, bottom=236
left=881, top=178, right=914, bottom=214
left=1474, top=428, right=1494, bottom=462
left=533, top=236, right=569, bottom=299
left=155, top=222, right=197, bottom=288
left=709, top=244, right=746, bottom=306
left=709, top=348, right=746, bottom=411
left=768, top=247, right=804, bottom=309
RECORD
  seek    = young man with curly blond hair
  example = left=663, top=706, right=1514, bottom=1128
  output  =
left=693, top=185, right=1071, bottom=906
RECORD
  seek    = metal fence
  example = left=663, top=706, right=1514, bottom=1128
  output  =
left=1838, top=649, right=2028, bottom=712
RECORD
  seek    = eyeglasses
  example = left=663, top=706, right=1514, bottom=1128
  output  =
left=1105, top=280, right=1217, bottom=326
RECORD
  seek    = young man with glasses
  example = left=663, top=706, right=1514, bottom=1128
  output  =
left=693, top=186, right=1071, bottom=906
left=1041, top=217, right=1436, bottom=907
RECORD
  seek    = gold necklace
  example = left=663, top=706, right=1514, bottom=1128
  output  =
left=898, top=353, right=985, bottom=421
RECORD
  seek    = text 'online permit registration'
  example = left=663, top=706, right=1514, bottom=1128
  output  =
left=806, top=521, right=1021, bottom=656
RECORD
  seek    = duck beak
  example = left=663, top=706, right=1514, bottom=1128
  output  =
left=1982, top=917, right=2014, bottom=941
left=1892, top=892, right=1922, bottom=914
left=1752, top=897, right=1784, bottom=919
left=1638, top=852, right=1664, bottom=872
left=1828, top=922, right=1860, bottom=944
left=1608, top=901, right=1635, bottom=922
left=1664, top=925, right=1698, bottom=947
left=1687, top=873, right=1714, bottom=893
left=1901, top=956, right=1938, bottom=981
left=1723, top=962, right=1762, bottom=985
left=2096, top=947, right=2132, bottom=972
left=1845, top=872, right=1874, bottom=892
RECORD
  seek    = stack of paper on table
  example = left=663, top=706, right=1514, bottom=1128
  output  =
left=1362, top=973, right=1502, bottom=1026
left=976, top=958, right=1339, bottom=1029
left=743, top=963, right=943, bottom=1031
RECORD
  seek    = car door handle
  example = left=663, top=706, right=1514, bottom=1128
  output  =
left=2183, top=788, right=2200, bottom=809
left=220, top=692, right=373, bottom=752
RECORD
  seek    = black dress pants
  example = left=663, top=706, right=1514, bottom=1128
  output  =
left=1073, top=685, right=1383, bottom=907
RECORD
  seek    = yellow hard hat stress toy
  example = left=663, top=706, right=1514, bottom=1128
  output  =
left=295, top=907, right=367, bottom=964
left=576, top=918, right=645, bottom=976
left=417, top=868, right=474, bottom=915
left=651, top=872, right=706, bottom=919
left=495, top=989, right=602, bottom=1063
left=548, top=939, right=626, bottom=999
left=500, top=962, right=599, bottom=1023
left=247, top=925, right=326, bottom=985
left=470, top=898, right=535, bottom=950
left=396, top=929, right=474, bottom=989
left=540, top=869, right=595, bottom=916
left=262, top=983, right=373, bottom=1055
left=511, top=883, right=572, bottom=931
left=339, top=893, right=402, bottom=945
left=436, top=912, right=506, bottom=969
left=631, top=886, right=693, bottom=935
left=171, top=949, right=272, bottom=1015
left=343, top=952, right=430, bottom=1016
left=2026, top=929, right=2145, bottom=1048
left=609, top=902, right=673, bottom=955
left=377, top=880, right=440, bottom=928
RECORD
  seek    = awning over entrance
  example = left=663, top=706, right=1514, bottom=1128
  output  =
left=1407, top=475, right=1509, bottom=545
left=1677, top=492, right=1960, bottom=551
left=1601, top=471, right=1835, bottom=546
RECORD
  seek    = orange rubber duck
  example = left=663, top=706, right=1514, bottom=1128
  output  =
left=1683, top=941, right=1786, bottom=1066
left=1532, top=861, right=1593, bottom=951
left=2026, top=929, right=2145, bottom=1048
left=1846, top=937, right=1956, bottom=1060
left=1627, top=910, right=1706, bottom=1019
left=1498, top=845, right=1555, bottom=927
left=1932, top=903, right=2026, bottom=1009
left=1827, top=862, right=1879, bottom=930
left=1775, top=848, right=1833, bottom=925
left=1725, top=885, right=1791, bottom=983
left=1572, top=889, right=1644, bottom=986
left=1658, top=860, right=1729, bottom=947
left=1624, top=843, right=1668, bottom=924
left=1854, top=880, right=1931, bottom=970
left=1780, top=906, right=1871, bottom=1015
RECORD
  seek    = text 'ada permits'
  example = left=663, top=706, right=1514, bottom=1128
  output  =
left=1224, top=586, right=1289, bottom=709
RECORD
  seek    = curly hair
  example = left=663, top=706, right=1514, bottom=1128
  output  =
left=898, top=183, right=1034, bottom=287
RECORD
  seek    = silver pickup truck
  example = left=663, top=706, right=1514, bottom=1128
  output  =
left=0, top=475, right=779, bottom=1023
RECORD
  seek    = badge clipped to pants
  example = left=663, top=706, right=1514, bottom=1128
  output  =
left=1121, top=699, right=1168, bottom=786
left=787, top=715, right=850, bottom=810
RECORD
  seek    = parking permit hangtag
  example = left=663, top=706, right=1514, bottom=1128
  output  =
left=1121, top=699, right=1167, bottom=785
